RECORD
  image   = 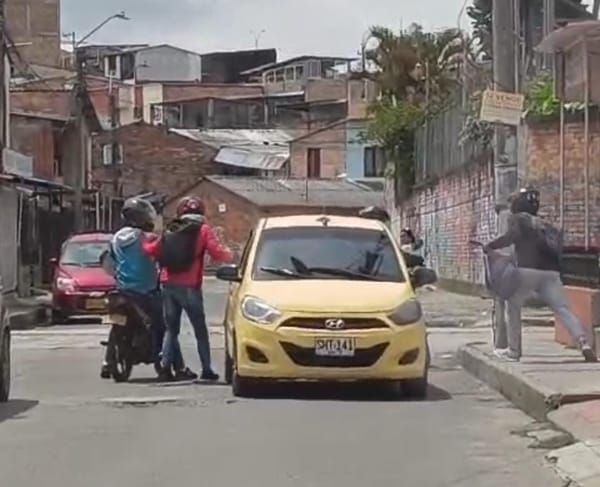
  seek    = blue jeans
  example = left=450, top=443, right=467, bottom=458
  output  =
left=118, top=289, right=184, bottom=370
left=161, top=284, right=212, bottom=372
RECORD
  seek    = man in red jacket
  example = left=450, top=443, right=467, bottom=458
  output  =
left=143, top=196, right=234, bottom=381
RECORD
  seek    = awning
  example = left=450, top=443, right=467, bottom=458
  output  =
left=536, top=20, right=600, bottom=53
left=214, top=146, right=288, bottom=171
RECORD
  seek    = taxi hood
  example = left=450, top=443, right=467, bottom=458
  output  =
left=246, top=280, right=414, bottom=313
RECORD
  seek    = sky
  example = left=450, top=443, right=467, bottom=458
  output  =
left=61, top=0, right=472, bottom=60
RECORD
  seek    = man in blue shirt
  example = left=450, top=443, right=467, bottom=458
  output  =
left=101, top=197, right=192, bottom=380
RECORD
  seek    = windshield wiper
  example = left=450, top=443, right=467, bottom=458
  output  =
left=304, top=267, right=383, bottom=281
left=259, top=266, right=310, bottom=279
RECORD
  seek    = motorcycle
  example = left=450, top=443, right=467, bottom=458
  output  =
left=99, top=249, right=157, bottom=383
left=100, top=291, right=157, bottom=383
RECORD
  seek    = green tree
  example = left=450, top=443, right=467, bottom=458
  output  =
left=365, top=23, right=472, bottom=188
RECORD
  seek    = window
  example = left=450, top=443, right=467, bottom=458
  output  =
left=252, top=227, right=404, bottom=282
left=295, top=65, right=304, bottom=80
left=265, top=71, right=275, bottom=83
left=307, top=148, right=321, bottom=178
left=285, top=67, right=295, bottom=81
left=363, top=146, right=386, bottom=177
left=61, top=241, right=110, bottom=267
left=106, top=55, right=117, bottom=76
left=275, top=69, right=284, bottom=82
left=102, top=144, right=123, bottom=166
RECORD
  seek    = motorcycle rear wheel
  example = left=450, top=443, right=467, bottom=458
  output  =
left=108, top=327, right=133, bottom=383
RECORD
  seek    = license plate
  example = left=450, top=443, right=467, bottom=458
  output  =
left=315, top=338, right=355, bottom=357
left=86, top=298, right=106, bottom=310
left=101, top=314, right=127, bottom=326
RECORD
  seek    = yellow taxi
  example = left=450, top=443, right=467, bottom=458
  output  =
left=216, top=214, right=437, bottom=398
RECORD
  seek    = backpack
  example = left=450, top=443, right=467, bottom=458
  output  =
left=157, top=218, right=202, bottom=273
left=531, top=216, right=564, bottom=258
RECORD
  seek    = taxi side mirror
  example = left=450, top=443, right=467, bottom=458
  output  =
left=216, top=265, right=242, bottom=283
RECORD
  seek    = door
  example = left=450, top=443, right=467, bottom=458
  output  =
left=307, top=148, right=321, bottom=178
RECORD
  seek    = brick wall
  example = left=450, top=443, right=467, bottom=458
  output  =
left=388, top=158, right=496, bottom=287
left=10, top=115, right=56, bottom=179
left=289, top=121, right=346, bottom=178
left=10, top=90, right=72, bottom=118
left=6, top=0, right=61, bottom=66
left=526, top=116, right=600, bottom=248
left=91, top=123, right=219, bottom=199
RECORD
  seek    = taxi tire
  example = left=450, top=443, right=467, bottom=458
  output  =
left=0, top=327, right=10, bottom=403
left=232, top=371, right=254, bottom=398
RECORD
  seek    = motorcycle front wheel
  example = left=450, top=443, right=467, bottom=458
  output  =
left=107, top=326, right=133, bottom=383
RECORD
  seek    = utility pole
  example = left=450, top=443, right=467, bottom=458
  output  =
left=492, top=0, right=519, bottom=209
left=73, top=43, right=85, bottom=231
left=108, top=74, right=120, bottom=196
left=0, top=0, right=6, bottom=167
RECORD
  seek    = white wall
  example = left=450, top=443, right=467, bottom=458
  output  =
left=142, top=84, right=164, bottom=123
left=135, top=46, right=202, bottom=83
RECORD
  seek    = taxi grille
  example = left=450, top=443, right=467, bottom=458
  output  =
left=280, top=342, right=389, bottom=368
left=279, top=317, right=389, bottom=330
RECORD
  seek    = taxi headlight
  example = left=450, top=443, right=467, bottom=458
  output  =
left=388, top=299, right=422, bottom=326
left=241, top=296, right=282, bottom=325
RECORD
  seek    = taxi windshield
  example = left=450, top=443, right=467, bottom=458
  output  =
left=252, top=226, right=404, bottom=282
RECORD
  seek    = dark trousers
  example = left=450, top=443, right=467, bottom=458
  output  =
left=161, top=284, right=212, bottom=372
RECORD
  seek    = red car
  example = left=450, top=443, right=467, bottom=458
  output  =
left=51, top=232, right=115, bottom=324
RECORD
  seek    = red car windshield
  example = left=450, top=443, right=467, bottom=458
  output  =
left=61, top=241, right=110, bottom=267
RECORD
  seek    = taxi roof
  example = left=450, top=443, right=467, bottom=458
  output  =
left=261, top=214, right=386, bottom=231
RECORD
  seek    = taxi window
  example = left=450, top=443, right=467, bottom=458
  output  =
left=252, top=226, right=404, bottom=282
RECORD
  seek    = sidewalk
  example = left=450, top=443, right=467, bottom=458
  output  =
left=4, top=292, right=50, bottom=330
left=458, top=331, right=600, bottom=486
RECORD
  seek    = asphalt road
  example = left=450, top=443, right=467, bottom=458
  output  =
left=0, top=282, right=563, bottom=487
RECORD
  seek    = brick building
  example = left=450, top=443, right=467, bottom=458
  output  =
left=163, top=176, right=384, bottom=260
left=91, top=122, right=221, bottom=199
left=6, top=0, right=61, bottom=66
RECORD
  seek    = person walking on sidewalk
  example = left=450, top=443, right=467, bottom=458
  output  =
left=145, top=196, right=234, bottom=381
left=485, top=188, right=596, bottom=363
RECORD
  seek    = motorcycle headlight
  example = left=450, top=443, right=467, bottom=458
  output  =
left=56, top=277, right=77, bottom=293
left=388, top=299, right=422, bottom=326
left=241, top=296, right=282, bottom=325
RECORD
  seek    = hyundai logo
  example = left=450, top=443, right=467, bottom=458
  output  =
left=324, top=319, right=346, bottom=330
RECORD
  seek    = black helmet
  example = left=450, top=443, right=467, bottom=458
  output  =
left=122, top=197, right=157, bottom=231
left=510, top=187, right=540, bottom=216
left=358, top=206, right=390, bottom=223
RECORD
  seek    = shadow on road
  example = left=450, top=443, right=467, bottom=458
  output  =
left=0, top=399, right=39, bottom=423
left=249, top=382, right=452, bottom=403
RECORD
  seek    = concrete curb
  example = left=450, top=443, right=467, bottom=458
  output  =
left=457, top=344, right=563, bottom=422
left=7, top=307, right=49, bottom=330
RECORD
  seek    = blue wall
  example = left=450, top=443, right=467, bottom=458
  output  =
left=345, top=120, right=369, bottom=179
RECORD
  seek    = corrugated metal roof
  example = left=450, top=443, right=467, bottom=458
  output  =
left=215, top=147, right=288, bottom=171
left=171, top=128, right=300, bottom=148
left=206, top=176, right=384, bottom=208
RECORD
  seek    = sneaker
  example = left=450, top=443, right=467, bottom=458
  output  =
left=494, top=348, right=520, bottom=362
left=174, top=367, right=198, bottom=381
left=157, top=366, right=175, bottom=382
left=200, top=370, right=220, bottom=382
left=580, top=344, right=598, bottom=363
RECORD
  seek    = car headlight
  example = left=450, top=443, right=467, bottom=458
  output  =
left=388, top=299, right=422, bottom=326
left=241, top=296, right=282, bottom=325
left=56, top=277, right=77, bottom=293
